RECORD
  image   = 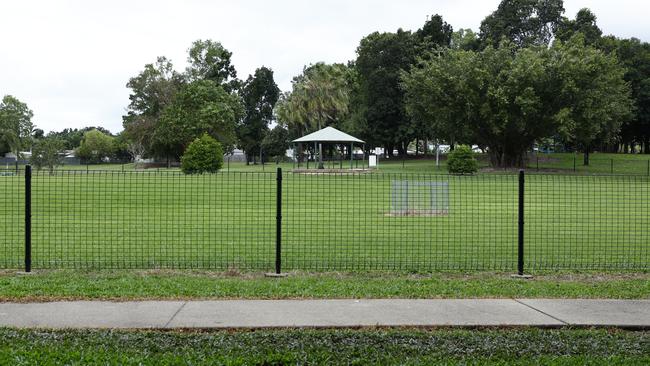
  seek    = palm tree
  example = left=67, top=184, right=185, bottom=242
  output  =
left=276, top=63, right=350, bottom=168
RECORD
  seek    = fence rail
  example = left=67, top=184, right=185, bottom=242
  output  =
left=1, top=166, right=648, bottom=272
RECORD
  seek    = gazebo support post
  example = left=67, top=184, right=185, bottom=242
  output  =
left=318, top=142, right=324, bottom=169
left=350, top=143, right=353, bottom=169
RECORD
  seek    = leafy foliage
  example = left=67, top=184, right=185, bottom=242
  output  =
left=185, top=39, right=238, bottom=91
left=276, top=63, right=351, bottom=133
left=0, top=95, right=34, bottom=158
left=556, top=8, right=603, bottom=46
left=403, top=37, right=633, bottom=168
left=447, top=145, right=479, bottom=174
left=415, top=14, right=453, bottom=49
left=261, top=125, right=290, bottom=159
left=30, top=137, right=64, bottom=174
left=181, top=134, right=224, bottom=174
left=356, top=29, right=417, bottom=156
left=479, top=0, right=565, bottom=48
left=47, top=127, right=113, bottom=150
left=122, top=57, right=184, bottom=158
left=551, top=35, right=633, bottom=165
left=237, top=67, right=280, bottom=163
left=156, top=80, right=242, bottom=159
left=402, top=49, right=477, bottom=149
left=75, top=129, right=116, bottom=164
left=600, top=36, right=650, bottom=153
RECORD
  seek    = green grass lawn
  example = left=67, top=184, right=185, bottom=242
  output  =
left=528, top=152, right=650, bottom=175
left=5, top=151, right=650, bottom=174
left=1, top=328, right=648, bottom=365
left=0, top=271, right=647, bottom=301
left=1, top=166, right=648, bottom=271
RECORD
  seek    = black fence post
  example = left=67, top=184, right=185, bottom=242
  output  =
left=611, top=159, right=614, bottom=174
left=573, top=155, right=576, bottom=172
left=517, top=169, right=525, bottom=276
left=275, top=167, right=282, bottom=274
left=25, top=165, right=32, bottom=273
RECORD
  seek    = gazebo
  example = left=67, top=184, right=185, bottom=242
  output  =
left=292, top=126, right=366, bottom=170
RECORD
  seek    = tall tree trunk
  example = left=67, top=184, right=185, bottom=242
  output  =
left=583, top=150, right=590, bottom=166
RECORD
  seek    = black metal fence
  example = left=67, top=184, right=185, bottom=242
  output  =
left=1, top=166, right=648, bottom=272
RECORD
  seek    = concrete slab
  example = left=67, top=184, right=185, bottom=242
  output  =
left=517, top=299, right=650, bottom=327
left=0, top=301, right=184, bottom=329
left=0, top=299, right=647, bottom=329
left=166, top=299, right=563, bottom=328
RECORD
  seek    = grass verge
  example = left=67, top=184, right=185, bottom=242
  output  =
left=1, top=270, right=648, bottom=301
left=0, top=328, right=648, bottom=365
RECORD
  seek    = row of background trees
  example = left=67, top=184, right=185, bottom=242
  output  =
left=2, top=0, right=649, bottom=169
left=276, top=0, right=649, bottom=167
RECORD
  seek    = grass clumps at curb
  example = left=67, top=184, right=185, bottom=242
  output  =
left=0, top=328, right=648, bottom=365
left=0, top=270, right=648, bottom=301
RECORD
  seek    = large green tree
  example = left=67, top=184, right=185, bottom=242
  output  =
left=30, top=137, right=65, bottom=174
left=551, top=36, right=633, bottom=165
left=75, top=129, right=116, bottom=164
left=600, top=36, right=650, bottom=153
left=479, top=0, right=565, bottom=48
left=0, top=95, right=34, bottom=159
left=402, top=49, right=477, bottom=150
left=237, top=67, right=280, bottom=164
left=155, top=80, right=243, bottom=161
left=464, top=44, right=558, bottom=167
left=122, top=56, right=184, bottom=158
left=403, top=43, right=557, bottom=167
left=356, top=29, right=416, bottom=156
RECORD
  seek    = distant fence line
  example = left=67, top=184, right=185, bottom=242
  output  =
left=0, top=166, right=648, bottom=272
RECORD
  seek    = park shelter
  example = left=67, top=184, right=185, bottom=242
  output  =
left=292, top=126, right=365, bottom=169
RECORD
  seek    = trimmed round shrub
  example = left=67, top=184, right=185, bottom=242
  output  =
left=181, top=134, right=224, bottom=174
left=446, top=145, right=479, bottom=174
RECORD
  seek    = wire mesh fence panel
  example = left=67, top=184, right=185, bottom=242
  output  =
left=526, top=174, right=650, bottom=270
left=3, top=167, right=649, bottom=272
left=0, top=169, right=24, bottom=269
left=282, top=172, right=518, bottom=271
left=30, top=170, right=276, bottom=270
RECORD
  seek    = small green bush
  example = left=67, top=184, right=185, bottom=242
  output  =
left=447, top=145, right=479, bottom=174
left=181, top=134, right=224, bottom=174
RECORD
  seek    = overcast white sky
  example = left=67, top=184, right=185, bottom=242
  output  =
left=1, top=0, right=649, bottom=133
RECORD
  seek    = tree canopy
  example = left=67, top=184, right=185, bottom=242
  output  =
left=0, top=95, right=34, bottom=158
left=75, top=129, right=116, bottom=164
left=155, top=79, right=242, bottom=160
left=402, top=37, right=633, bottom=167
left=237, top=67, right=280, bottom=163
left=276, top=63, right=351, bottom=136
left=356, top=29, right=417, bottom=156
left=479, top=0, right=565, bottom=48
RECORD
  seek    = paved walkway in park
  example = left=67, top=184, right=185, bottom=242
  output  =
left=0, top=299, right=648, bottom=329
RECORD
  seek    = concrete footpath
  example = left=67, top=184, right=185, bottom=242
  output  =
left=0, top=299, right=648, bottom=329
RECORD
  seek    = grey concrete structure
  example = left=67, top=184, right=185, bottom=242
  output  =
left=0, top=299, right=647, bottom=329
